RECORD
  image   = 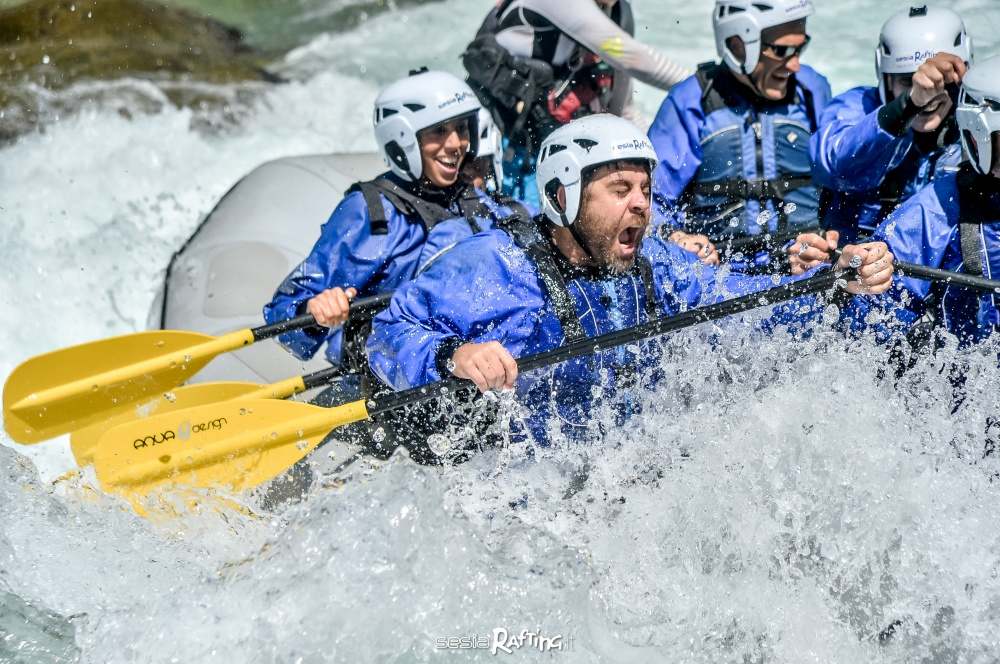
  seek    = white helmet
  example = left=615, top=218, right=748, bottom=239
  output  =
left=875, top=5, right=972, bottom=103
left=373, top=69, right=481, bottom=182
left=535, top=114, right=658, bottom=227
left=476, top=106, right=504, bottom=188
left=713, top=0, right=814, bottom=76
left=956, top=56, right=1000, bottom=175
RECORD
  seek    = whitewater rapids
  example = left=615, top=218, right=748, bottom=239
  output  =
left=3, top=0, right=1000, bottom=661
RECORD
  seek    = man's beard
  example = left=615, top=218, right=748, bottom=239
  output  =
left=575, top=207, right=647, bottom=275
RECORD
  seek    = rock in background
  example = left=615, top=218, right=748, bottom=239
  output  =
left=0, top=0, right=282, bottom=142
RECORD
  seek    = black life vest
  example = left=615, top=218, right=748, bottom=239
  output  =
left=500, top=215, right=657, bottom=343
left=462, top=0, right=634, bottom=154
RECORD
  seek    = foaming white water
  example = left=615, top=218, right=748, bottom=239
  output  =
left=4, top=329, right=1000, bottom=661
left=3, top=0, right=1000, bottom=661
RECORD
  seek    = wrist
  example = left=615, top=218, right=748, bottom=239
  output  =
left=434, top=337, right=465, bottom=377
left=877, top=89, right=921, bottom=137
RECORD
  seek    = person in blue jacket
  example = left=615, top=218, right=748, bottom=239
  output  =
left=263, top=70, right=529, bottom=373
left=811, top=6, right=971, bottom=245
left=872, top=56, right=1000, bottom=347
left=367, top=114, right=894, bottom=454
left=647, top=0, right=832, bottom=273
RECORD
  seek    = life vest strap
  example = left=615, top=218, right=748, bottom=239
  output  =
left=501, top=217, right=658, bottom=344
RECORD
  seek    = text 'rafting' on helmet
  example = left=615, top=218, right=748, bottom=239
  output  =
left=373, top=69, right=482, bottom=182
left=713, top=0, right=815, bottom=76
left=957, top=56, right=1000, bottom=175
left=875, top=5, right=972, bottom=103
left=535, top=114, right=658, bottom=227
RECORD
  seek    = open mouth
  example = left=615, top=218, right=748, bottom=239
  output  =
left=617, top=226, right=644, bottom=254
left=435, top=155, right=460, bottom=175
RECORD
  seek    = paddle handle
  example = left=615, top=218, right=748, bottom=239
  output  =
left=250, top=292, right=394, bottom=342
left=301, top=366, right=350, bottom=390
left=896, top=260, right=1000, bottom=295
left=370, top=268, right=846, bottom=416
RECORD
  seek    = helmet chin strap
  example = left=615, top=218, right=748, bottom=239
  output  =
left=567, top=217, right=598, bottom=263
left=740, top=61, right=769, bottom=100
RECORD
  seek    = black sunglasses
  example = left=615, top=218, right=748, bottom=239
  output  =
left=761, top=34, right=811, bottom=60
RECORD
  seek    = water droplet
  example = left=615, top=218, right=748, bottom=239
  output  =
left=783, top=202, right=797, bottom=214
left=372, top=427, right=386, bottom=443
left=41, top=54, right=50, bottom=64
left=159, top=455, right=171, bottom=464
left=269, top=431, right=279, bottom=440
left=91, top=384, right=99, bottom=392
left=154, top=340, right=166, bottom=348
left=728, top=216, right=739, bottom=227
left=427, top=434, right=451, bottom=458
left=163, top=392, right=176, bottom=403
left=183, top=354, right=192, bottom=363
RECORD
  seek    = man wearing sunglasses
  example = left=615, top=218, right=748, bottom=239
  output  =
left=647, top=0, right=831, bottom=274
left=809, top=6, right=971, bottom=247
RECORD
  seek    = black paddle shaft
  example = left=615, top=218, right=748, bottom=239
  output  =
left=895, top=260, right=1000, bottom=294
left=250, top=293, right=394, bottom=342
left=370, top=268, right=847, bottom=416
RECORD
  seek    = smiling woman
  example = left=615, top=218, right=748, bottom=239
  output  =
left=417, top=116, right=473, bottom=187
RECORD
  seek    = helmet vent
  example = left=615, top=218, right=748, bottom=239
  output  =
left=381, top=108, right=398, bottom=119
left=954, top=33, right=963, bottom=47
left=403, top=103, right=426, bottom=112
left=881, top=40, right=891, bottom=55
left=909, top=6, right=928, bottom=18
left=751, top=4, right=773, bottom=12
left=573, top=138, right=599, bottom=153
left=408, top=66, right=429, bottom=76
left=727, top=5, right=745, bottom=14
left=548, top=143, right=568, bottom=157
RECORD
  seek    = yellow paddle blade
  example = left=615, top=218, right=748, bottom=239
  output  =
left=93, top=397, right=370, bottom=498
left=70, top=382, right=265, bottom=467
left=3, top=328, right=253, bottom=444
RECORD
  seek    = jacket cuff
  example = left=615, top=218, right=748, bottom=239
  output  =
left=434, top=336, right=465, bottom=378
left=877, top=90, right=920, bottom=137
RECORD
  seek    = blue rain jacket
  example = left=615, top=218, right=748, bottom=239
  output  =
left=648, top=64, right=831, bottom=258
left=263, top=172, right=527, bottom=364
left=812, top=85, right=964, bottom=244
left=875, top=167, right=1000, bottom=345
left=368, top=222, right=856, bottom=444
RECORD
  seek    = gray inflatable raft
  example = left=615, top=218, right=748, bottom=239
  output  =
left=148, top=152, right=384, bottom=384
